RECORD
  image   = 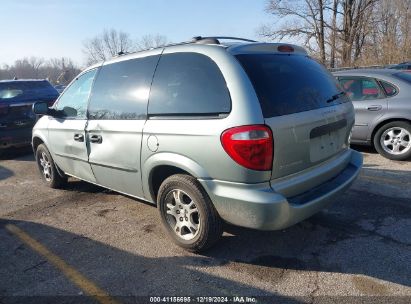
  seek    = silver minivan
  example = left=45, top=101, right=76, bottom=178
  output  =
left=32, top=37, right=362, bottom=252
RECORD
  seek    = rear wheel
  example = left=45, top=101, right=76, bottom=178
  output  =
left=374, top=121, right=411, bottom=160
left=157, top=174, right=222, bottom=252
left=35, top=144, right=67, bottom=188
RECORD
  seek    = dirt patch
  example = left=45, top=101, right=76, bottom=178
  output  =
left=352, top=276, right=389, bottom=295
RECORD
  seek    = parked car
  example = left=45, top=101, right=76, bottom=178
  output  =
left=333, top=69, right=411, bottom=160
left=389, top=61, right=411, bottom=71
left=0, top=79, right=59, bottom=153
left=32, top=36, right=362, bottom=252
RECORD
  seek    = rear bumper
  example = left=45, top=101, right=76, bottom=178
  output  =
left=199, top=149, right=362, bottom=230
left=0, top=128, right=32, bottom=150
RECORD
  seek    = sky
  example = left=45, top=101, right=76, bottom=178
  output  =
left=0, top=0, right=275, bottom=67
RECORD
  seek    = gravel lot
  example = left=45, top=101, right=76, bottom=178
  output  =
left=0, top=146, right=410, bottom=303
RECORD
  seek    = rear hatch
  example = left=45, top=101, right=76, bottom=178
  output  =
left=0, top=80, right=58, bottom=131
left=236, top=52, right=353, bottom=179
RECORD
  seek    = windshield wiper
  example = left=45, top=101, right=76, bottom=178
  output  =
left=326, top=91, right=346, bottom=103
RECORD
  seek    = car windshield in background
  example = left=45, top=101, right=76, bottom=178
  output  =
left=236, top=54, right=348, bottom=118
left=394, top=71, right=411, bottom=84
left=0, top=81, right=59, bottom=103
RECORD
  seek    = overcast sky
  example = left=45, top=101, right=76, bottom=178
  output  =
left=0, top=0, right=274, bottom=67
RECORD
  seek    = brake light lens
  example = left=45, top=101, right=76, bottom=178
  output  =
left=278, top=45, right=294, bottom=52
left=221, top=125, right=273, bottom=171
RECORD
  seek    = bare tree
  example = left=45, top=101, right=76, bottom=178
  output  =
left=259, top=0, right=410, bottom=67
left=46, top=57, right=81, bottom=84
left=82, top=29, right=134, bottom=65
left=340, top=0, right=378, bottom=66
left=329, top=0, right=340, bottom=67
left=261, top=0, right=328, bottom=63
left=135, top=34, right=169, bottom=51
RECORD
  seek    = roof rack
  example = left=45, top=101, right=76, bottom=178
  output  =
left=115, top=36, right=258, bottom=57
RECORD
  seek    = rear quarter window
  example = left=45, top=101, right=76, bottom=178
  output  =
left=236, top=54, right=346, bottom=117
left=148, top=52, right=231, bottom=116
left=379, top=80, right=398, bottom=97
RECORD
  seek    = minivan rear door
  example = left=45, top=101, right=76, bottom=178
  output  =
left=236, top=53, right=353, bottom=180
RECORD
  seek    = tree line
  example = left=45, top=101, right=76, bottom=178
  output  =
left=260, top=0, right=410, bottom=67
left=1, top=1, right=409, bottom=85
left=0, top=57, right=81, bottom=85
left=0, top=30, right=168, bottom=85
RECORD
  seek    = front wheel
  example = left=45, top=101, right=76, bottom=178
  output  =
left=157, top=174, right=222, bottom=252
left=35, top=144, right=67, bottom=188
left=374, top=121, right=411, bottom=160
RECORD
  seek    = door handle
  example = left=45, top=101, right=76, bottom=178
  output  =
left=89, top=134, right=103, bottom=144
left=367, top=105, right=382, bottom=111
left=73, top=133, right=84, bottom=142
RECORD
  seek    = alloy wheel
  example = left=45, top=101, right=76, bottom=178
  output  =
left=380, top=127, right=411, bottom=155
left=165, top=189, right=200, bottom=241
left=39, top=152, right=52, bottom=181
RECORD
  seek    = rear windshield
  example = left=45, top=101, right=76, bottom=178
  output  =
left=394, top=72, right=411, bottom=84
left=236, top=54, right=348, bottom=117
left=0, top=81, right=58, bottom=103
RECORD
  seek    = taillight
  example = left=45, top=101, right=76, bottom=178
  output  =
left=221, top=125, right=273, bottom=171
left=0, top=103, right=9, bottom=116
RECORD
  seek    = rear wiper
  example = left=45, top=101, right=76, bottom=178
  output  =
left=326, top=91, right=346, bottom=103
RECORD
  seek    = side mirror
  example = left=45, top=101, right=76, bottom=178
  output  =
left=62, top=106, right=77, bottom=117
left=32, top=101, right=49, bottom=115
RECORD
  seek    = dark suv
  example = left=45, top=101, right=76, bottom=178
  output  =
left=0, top=79, right=59, bottom=152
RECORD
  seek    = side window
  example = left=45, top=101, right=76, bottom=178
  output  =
left=148, top=53, right=231, bottom=115
left=338, top=77, right=384, bottom=101
left=55, top=69, right=97, bottom=119
left=379, top=80, right=398, bottom=97
left=88, top=55, right=159, bottom=120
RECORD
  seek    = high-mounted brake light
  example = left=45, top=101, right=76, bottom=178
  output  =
left=221, top=125, right=273, bottom=171
left=278, top=45, right=294, bottom=53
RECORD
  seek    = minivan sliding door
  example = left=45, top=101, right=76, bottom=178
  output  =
left=86, top=52, right=161, bottom=199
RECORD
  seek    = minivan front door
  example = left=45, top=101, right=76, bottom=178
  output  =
left=48, top=69, right=98, bottom=183
left=85, top=53, right=161, bottom=198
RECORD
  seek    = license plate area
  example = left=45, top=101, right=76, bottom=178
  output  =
left=309, top=119, right=347, bottom=162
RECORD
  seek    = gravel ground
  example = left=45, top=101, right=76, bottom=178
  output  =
left=0, top=145, right=410, bottom=303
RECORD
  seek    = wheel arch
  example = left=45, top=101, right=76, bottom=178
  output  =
left=32, top=136, right=45, bottom=152
left=143, top=153, right=210, bottom=204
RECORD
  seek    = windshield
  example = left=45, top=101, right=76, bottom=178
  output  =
left=236, top=54, right=349, bottom=118
left=0, top=81, right=59, bottom=103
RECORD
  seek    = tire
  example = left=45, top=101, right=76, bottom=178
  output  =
left=373, top=121, right=411, bottom=160
left=157, top=174, right=223, bottom=252
left=35, top=144, right=67, bottom=188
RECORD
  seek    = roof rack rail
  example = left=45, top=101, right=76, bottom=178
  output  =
left=110, top=36, right=258, bottom=57
left=192, top=36, right=257, bottom=44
